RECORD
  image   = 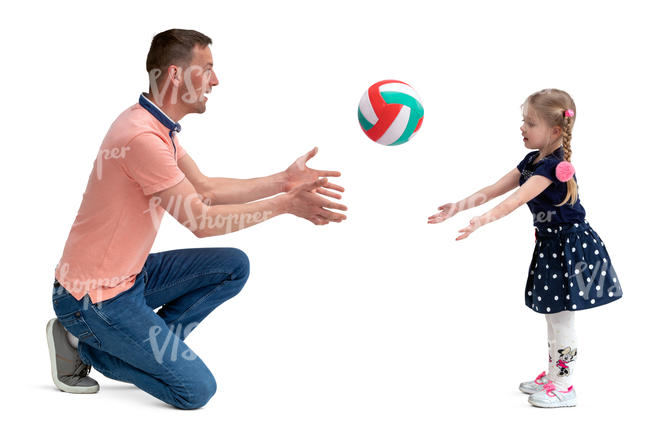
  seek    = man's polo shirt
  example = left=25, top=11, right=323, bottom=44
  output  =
left=54, top=93, right=187, bottom=303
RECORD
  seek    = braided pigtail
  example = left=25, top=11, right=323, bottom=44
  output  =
left=557, top=112, right=578, bottom=206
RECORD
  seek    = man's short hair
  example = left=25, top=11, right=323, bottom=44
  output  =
left=146, top=29, right=212, bottom=78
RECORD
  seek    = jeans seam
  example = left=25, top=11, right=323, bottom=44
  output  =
left=146, top=270, right=230, bottom=297
left=171, top=272, right=232, bottom=327
left=90, top=302, right=114, bottom=327
left=58, top=310, right=103, bottom=349
left=102, top=319, right=194, bottom=403
left=78, top=314, right=103, bottom=348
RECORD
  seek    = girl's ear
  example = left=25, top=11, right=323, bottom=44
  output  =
left=552, top=125, right=562, bottom=138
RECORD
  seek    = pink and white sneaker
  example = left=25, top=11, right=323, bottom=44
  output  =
left=528, top=381, right=577, bottom=408
left=518, top=371, right=549, bottom=395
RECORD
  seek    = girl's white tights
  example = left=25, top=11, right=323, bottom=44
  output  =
left=546, top=310, right=577, bottom=390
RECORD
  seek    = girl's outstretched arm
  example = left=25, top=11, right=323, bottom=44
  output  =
left=428, top=168, right=520, bottom=224
left=456, top=175, right=552, bottom=240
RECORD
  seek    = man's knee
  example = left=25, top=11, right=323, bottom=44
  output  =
left=227, top=247, right=250, bottom=286
left=174, top=369, right=217, bottom=410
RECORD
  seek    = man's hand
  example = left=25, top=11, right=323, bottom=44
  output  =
left=285, top=177, right=347, bottom=225
left=284, top=147, right=344, bottom=199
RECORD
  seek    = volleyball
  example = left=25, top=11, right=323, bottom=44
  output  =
left=357, top=79, right=424, bottom=146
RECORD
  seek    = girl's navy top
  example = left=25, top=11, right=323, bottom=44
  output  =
left=516, top=146, right=586, bottom=230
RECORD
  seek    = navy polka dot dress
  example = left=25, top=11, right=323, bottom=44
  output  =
left=517, top=147, right=623, bottom=314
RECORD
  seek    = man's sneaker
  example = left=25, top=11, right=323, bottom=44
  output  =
left=46, top=318, right=99, bottom=394
left=528, top=381, right=577, bottom=408
left=519, top=371, right=549, bottom=394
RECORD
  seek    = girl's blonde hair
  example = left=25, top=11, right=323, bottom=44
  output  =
left=522, top=88, right=578, bottom=206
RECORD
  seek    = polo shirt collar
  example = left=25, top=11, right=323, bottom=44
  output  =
left=139, top=93, right=182, bottom=134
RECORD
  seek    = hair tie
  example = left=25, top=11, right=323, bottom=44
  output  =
left=564, top=109, right=575, bottom=118
left=556, top=161, right=575, bottom=182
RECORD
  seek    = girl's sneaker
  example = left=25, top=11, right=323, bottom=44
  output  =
left=519, top=371, right=549, bottom=394
left=528, top=382, right=577, bottom=408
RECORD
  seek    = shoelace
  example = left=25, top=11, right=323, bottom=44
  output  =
left=543, top=381, right=557, bottom=397
left=71, top=360, right=91, bottom=379
left=542, top=381, right=573, bottom=398
left=534, top=371, right=547, bottom=385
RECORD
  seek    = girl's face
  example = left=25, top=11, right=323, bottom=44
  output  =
left=520, top=106, right=561, bottom=151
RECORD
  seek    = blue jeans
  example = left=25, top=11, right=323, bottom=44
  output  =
left=51, top=247, right=250, bottom=409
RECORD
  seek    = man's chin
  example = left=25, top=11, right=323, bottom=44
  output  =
left=192, top=102, right=207, bottom=114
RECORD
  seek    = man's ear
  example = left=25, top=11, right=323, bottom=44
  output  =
left=167, top=65, right=182, bottom=86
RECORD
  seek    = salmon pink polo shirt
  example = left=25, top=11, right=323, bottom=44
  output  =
left=54, top=93, right=187, bottom=303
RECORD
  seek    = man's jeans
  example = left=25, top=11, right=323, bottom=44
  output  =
left=51, top=247, right=250, bottom=409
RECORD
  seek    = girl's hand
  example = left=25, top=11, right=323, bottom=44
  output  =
left=428, top=202, right=459, bottom=224
left=456, top=216, right=482, bottom=241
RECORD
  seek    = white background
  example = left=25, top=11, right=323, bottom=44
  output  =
left=2, top=0, right=649, bottom=431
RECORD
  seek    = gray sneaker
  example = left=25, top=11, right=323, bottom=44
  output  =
left=46, top=318, right=99, bottom=394
left=519, top=371, right=549, bottom=394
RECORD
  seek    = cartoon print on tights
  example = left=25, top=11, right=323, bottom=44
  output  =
left=557, top=346, right=577, bottom=376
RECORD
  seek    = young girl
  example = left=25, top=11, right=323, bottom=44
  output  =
left=427, top=88, right=623, bottom=408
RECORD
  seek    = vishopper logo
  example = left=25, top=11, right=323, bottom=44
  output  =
left=95, top=145, right=131, bottom=181
left=54, top=262, right=135, bottom=310
left=144, top=322, right=199, bottom=364
left=570, top=258, right=622, bottom=300
left=147, top=65, right=212, bottom=107
left=534, top=211, right=556, bottom=224
left=143, top=193, right=274, bottom=234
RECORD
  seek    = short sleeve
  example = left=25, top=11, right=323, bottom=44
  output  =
left=517, top=151, right=536, bottom=173
left=532, top=157, right=562, bottom=185
left=174, top=133, right=187, bottom=160
left=122, top=132, right=186, bottom=195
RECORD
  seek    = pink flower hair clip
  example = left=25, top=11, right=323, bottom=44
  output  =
left=564, top=109, right=575, bottom=118
left=556, top=161, right=575, bottom=182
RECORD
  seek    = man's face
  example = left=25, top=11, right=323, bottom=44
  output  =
left=178, top=45, right=219, bottom=114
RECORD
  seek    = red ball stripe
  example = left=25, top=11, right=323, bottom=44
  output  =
left=365, top=79, right=410, bottom=142
left=365, top=103, right=402, bottom=142
left=367, top=79, right=408, bottom=118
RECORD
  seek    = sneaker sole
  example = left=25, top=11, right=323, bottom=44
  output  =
left=528, top=397, right=577, bottom=408
left=519, top=385, right=539, bottom=395
left=46, top=318, right=99, bottom=394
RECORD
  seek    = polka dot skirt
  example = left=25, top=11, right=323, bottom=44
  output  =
left=525, top=221, right=623, bottom=314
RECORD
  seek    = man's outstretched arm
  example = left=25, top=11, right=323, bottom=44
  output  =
left=178, top=147, right=344, bottom=205
left=178, top=152, right=286, bottom=204
left=151, top=175, right=347, bottom=237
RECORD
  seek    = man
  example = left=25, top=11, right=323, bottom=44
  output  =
left=46, top=29, right=347, bottom=409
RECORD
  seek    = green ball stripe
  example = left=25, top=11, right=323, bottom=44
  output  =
left=357, top=107, right=374, bottom=132
left=380, top=91, right=424, bottom=118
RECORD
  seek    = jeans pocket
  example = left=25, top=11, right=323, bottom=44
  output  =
left=56, top=310, right=102, bottom=349
left=89, top=274, right=145, bottom=327
left=89, top=301, right=114, bottom=326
